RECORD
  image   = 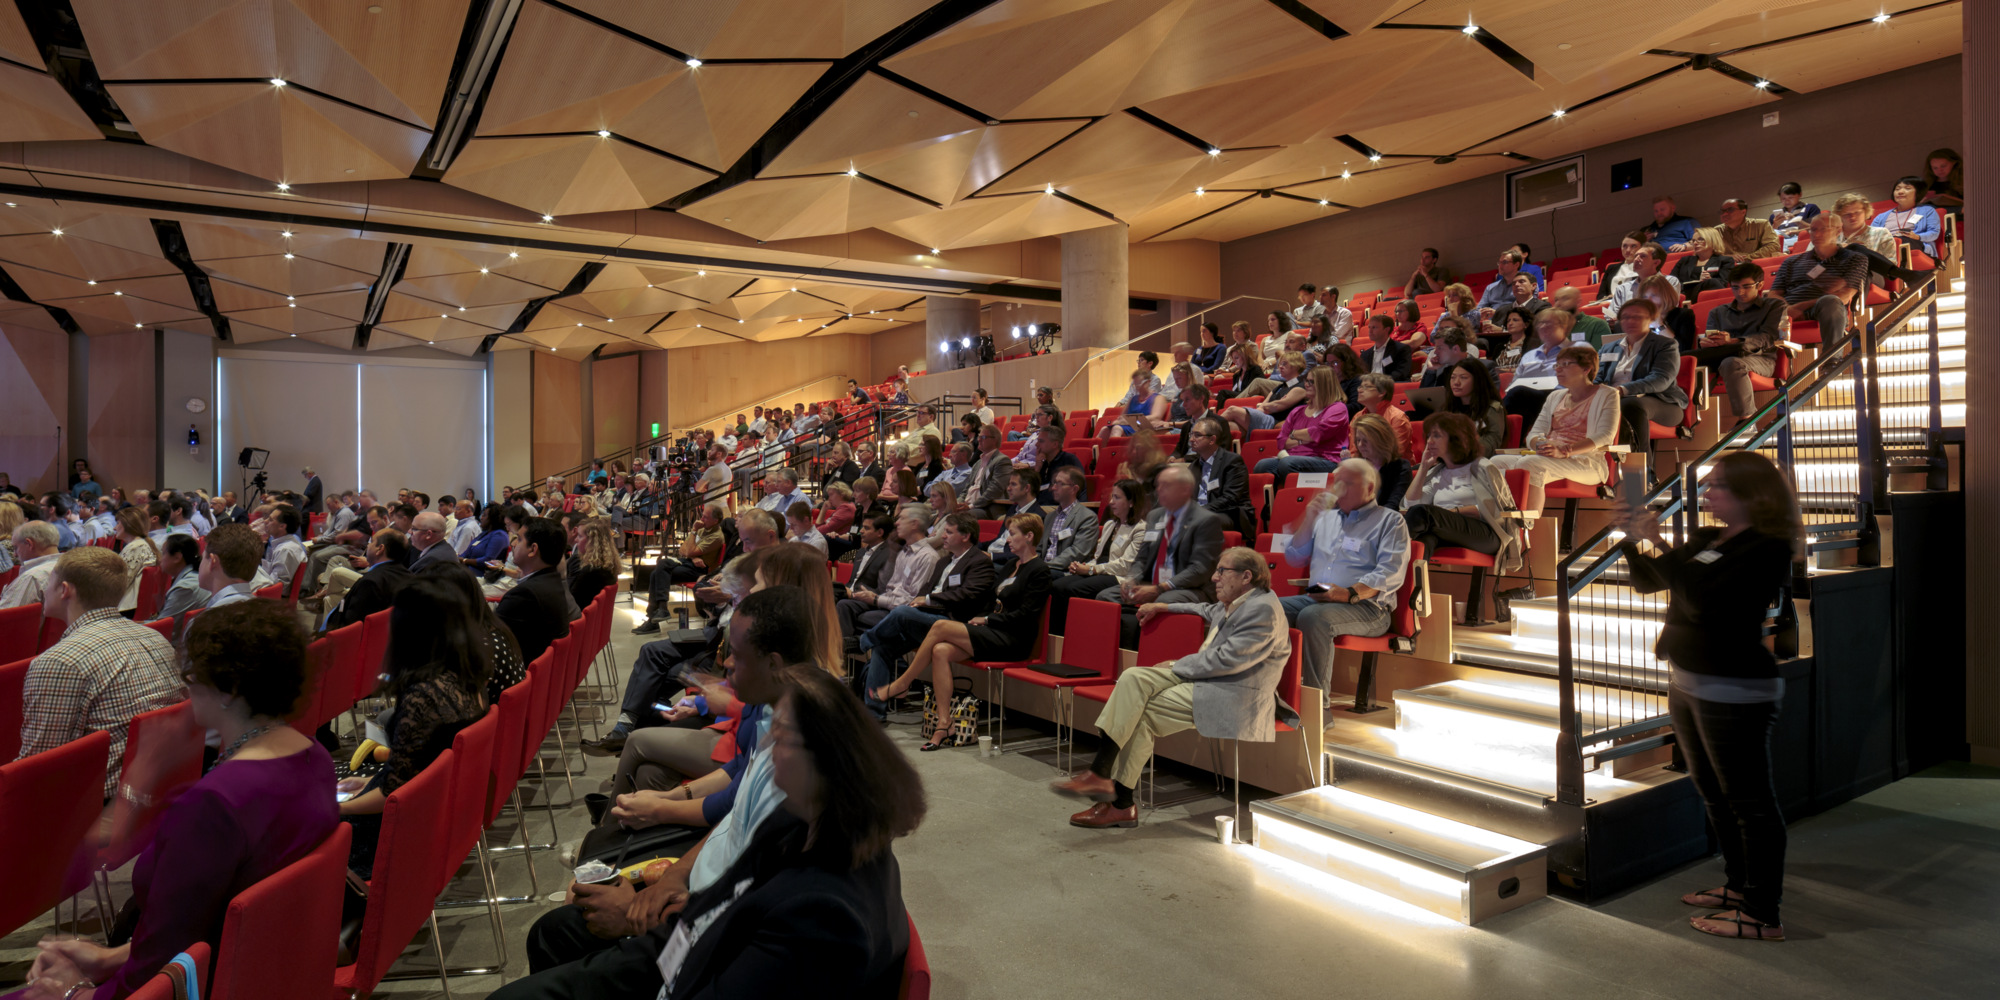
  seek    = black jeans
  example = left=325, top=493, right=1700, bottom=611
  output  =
left=1502, top=385, right=1555, bottom=427
left=1402, top=503, right=1499, bottom=555
left=1617, top=393, right=1684, bottom=459
left=1667, top=687, right=1785, bottom=925
left=493, top=906, right=660, bottom=998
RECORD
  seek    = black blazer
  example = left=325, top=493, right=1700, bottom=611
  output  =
left=1624, top=527, right=1794, bottom=679
left=1361, top=339, right=1413, bottom=381
left=326, top=561, right=412, bottom=631
left=1187, top=449, right=1251, bottom=538
left=822, top=460, right=861, bottom=494
left=920, top=548, right=997, bottom=622
left=986, top=558, right=1052, bottom=636
left=854, top=462, right=886, bottom=486
left=848, top=542, right=895, bottom=593
left=569, top=566, right=616, bottom=612
left=662, top=813, right=906, bottom=1000
left=1126, top=504, right=1226, bottom=599
left=302, top=476, right=323, bottom=514
left=496, top=568, right=572, bottom=665
left=410, top=540, right=459, bottom=574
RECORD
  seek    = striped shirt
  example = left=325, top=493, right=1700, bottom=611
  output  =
left=19, top=608, right=184, bottom=798
left=1772, top=245, right=1870, bottom=305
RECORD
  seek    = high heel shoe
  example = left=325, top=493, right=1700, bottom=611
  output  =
left=870, top=683, right=904, bottom=705
left=918, top=724, right=956, bottom=751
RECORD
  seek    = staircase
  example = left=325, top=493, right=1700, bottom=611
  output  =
left=1248, top=263, right=1966, bottom=923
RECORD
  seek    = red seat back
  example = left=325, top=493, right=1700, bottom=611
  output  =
left=127, top=941, right=210, bottom=1000
left=357, top=609, right=392, bottom=701
left=100, top=700, right=203, bottom=871
left=135, top=565, right=165, bottom=622
left=898, top=914, right=931, bottom=1000
left=1279, top=628, right=1304, bottom=720
left=208, top=825, right=351, bottom=1000
left=441, top=707, right=499, bottom=893
left=1269, top=487, right=1318, bottom=533
left=1135, top=611, right=1204, bottom=665
left=1060, top=599, right=1120, bottom=674
left=490, top=676, right=535, bottom=825
left=35, top=614, right=65, bottom=654
left=0, top=657, right=28, bottom=762
left=1503, top=413, right=1523, bottom=449
left=0, top=605, right=38, bottom=663
left=336, top=747, right=454, bottom=997
left=1246, top=472, right=1273, bottom=530
left=286, top=561, right=309, bottom=607
left=1389, top=541, right=1427, bottom=638
left=140, top=616, right=175, bottom=643
left=318, top=622, right=366, bottom=725
left=0, top=730, right=111, bottom=938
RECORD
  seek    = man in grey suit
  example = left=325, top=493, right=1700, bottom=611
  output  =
left=962, top=424, right=1014, bottom=518
left=1052, top=546, right=1291, bottom=828
left=1094, top=464, right=1225, bottom=646
left=1038, top=467, right=1099, bottom=569
left=407, top=511, right=461, bottom=574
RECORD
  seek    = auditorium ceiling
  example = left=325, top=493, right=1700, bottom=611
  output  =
left=0, top=0, right=1962, bottom=356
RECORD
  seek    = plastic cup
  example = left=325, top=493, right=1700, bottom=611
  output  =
left=977, top=735, right=993, bottom=757
left=1216, top=815, right=1236, bottom=844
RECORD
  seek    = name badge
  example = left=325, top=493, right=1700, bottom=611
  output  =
left=1341, top=536, right=1364, bottom=553
left=948, top=573, right=962, bottom=586
left=1058, top=528, right=1075, bottom=539
left=1296, top=472, right=1329, bottom=488
left=1144, top=529, right=1161, bottom=542
left=1271, top=533, right=1292, bottom=551
left=1206, top=478, right=1221, bottom=490
left=1692, top=550, right=1722, bottom=564
left=1807, top=263, right=1825, bottom=279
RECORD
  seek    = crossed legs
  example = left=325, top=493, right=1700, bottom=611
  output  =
left=872, top=617, right=976, bottom=741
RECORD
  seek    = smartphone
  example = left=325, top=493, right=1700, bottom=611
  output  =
left=1620, top=468, right=1648, bottom=510
left=336, top=790, right=356, bottom=803
left=1306, top=584, right=1330, bottom=595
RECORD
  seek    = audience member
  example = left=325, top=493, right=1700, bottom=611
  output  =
left=1492, top=345, right=1618, bottom=511
left=1039, top=466, right=1100, bottom=566
left=1315, top=285, right=1355, bottom=342
left=1696, top=262, right=1788, bottom=422
left=1716, top=198, right=1781, bottom=259
left=838, top=506, right=939, bottom=649
left=1193, top=322, right=1227, bottom=371
left=113, top=507, right=160, bottom=615
left=963, top=424, right=1014, bottom=516
left=1051, top=546, right=1290, bottom=828
left=1290, top=282, right=1325, bottom=327
left=1406, top=247, right=1453, bottom=296
left=155, top=533, right=209, bottom=620
left=337, top=575, right=490, bottom=876
left=1598, top=299, right=1688, bottom=470
left=859, top=511, right=996, bottom=719
left=1403, top=411, right=1522, bottom=575
left=1355, top=374, right=1417, bottom=465
left=569, top=520, right=623, bottom=609
left=408, top=511, right=458, bottom=573
left=1093, top=465, right=1223, bottom=645
left=495, top=517, right=572, bottom=664
left=1254, top=366, right=1353, bottom=483
left=1489, top=271, right=1546, bottom=349
left=1221, top=352, right=1309, bottom=439
left=1917, top=147, right=1963, bottom=212
left=1360, top=314, right=1413, bottom=380
left=448, top=501, right=479, bottom=552
left=1347, top=413, right=1414, bottom=509
left=1405, top=327, right=1498, bottom=421
left=21, top=601, right=336, bottom=1000
left=1670, top=228, right=1738, bottom=295
left=1872, top=176, right=1943, bottom=256
left=1768, top=181, right=1819, bottom=235
left=982, top=471, right=1041, bottom=571
left=1102, top=368, right=1168, bottom=438
left=1216, top=343, right=1266, bottom=405
left=1489, top=308, right=1533, bottom=373
left=1050, top=479, right=1147, bottom=633
left=1390, top=299, right=1427, bottom=345
left=199, top=523, right=263, bottom=609
left=1030, top=426, right=1082, bottom=505
left=1596, top=231, right=1647, bottom=299
left=1177, top=416, right=1251, bottom=537
left=1643, top=195, right=1698, bottom=250
left=1503, top=308, right=1578, bottom=426
left=1551, top=285, right=1610, bottom=348
left=323, top=529, right=413, bottom=631
left=1638, top=272, right=1698, bottom=350
left=1773, top=213, right=1870, bottom=347
left=259, top=505, right=307, bottom=592
left=1606, top=242, right=1679, bottom=315
left=1475, top=251, right=1526, bottom=312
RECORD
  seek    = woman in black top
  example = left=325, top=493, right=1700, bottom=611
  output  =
left=1620, top=451, right=1800, bottom=942
left=422, top=563, right=526, bottom=708
left=1215, top=345, right=1263, bottom=405
left=871, top=513, right=1053, bottom=750
left=568, top=519, right=623, bottom=609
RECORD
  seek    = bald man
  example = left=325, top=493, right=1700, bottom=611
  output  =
left=407, top=510, right=460, bottom=573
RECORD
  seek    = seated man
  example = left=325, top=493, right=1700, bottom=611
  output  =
left=1279, top=459, right=1412, bottom=698
left=1508, top=243, right=1545, bottom=290
left=1008, top=405, right=1062, bottom=456
left=1038, top=468, right=1099, bottom=571
left=934, top=443, right=975, bottom=492
left=258, top=505, right=307, bottom=593
left=20, top=546, right=184, bottom=799
left=838, top=507, right=939, bottom=650
left=0, top=520, right=61, bottom=608
left=1179, top=416, right=1252, bottom=538
left=1029, top=425, right=1081, bottom=505
left=962, top=424, right=1015, bottom=518
left=1717, top=197, right=1781, bottom=259
left=1359, top=313, right=1413, bottom=380
left=323, top=529, right=413, bottom=631
left=1093, top=464, right=1225, bottom=647
left=1050, top=546, right=1291, bottom=828
left=1773, top=213, right=1869, bottom=351
left=1406, top=248, right=1453, bottom=297
left=1642, top=195, right=1698, bottom=251
left=496, top=517, right=572, bottom=665
left=1694, top=261, right=1787, bottom=424
left=1475, top=251, right=1526, bottom=312
left=154, top=533, right=210, bottom=621
left=1548, top=285, right=1611, bottom=348
left=408, top=511, right=458, bottom=573
left=860, top=511, right=995, bottom=720
left=1315, top=284, right=1355, bottom=342
left=1220, top=352, right=1309, bottom=440
left=1831, top=191, right=1926, bottom=286
left=632, top=501, right=730, bottom=634
left=1502, top=308, right=1578, bottom=426
left=753, top=468, right=812, bottom=515
left=983, top=470, right=1041, bottom=572
left=784, top=501, right=826, bottom=555
left=1605, top=242, right=1679, bottom=316
left=1290, top=282, right=1325, bottom=328
left=199, top=524, right=263, bottom=609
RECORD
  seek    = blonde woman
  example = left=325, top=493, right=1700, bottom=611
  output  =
left=925, top=479, right=959, bottom=518
left=568, top=519, right=623, bottom=609
left=0, top=500, right=25, bottom=574
left=1670, top=227, right=1737, bottom=295
left=1432, top=282, right=1479, bottom=344
left=115, top=506, right=160, bottom=613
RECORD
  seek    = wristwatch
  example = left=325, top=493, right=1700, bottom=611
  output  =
left=65, top=981, right=96, bottom=1000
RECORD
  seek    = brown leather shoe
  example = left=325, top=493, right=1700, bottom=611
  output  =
left=1049, top=772, right=1115, bottom=802
left=1069, top=802, right=1138, bottom=829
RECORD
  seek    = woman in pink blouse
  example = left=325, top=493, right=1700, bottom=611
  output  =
left=815, top=480, right=858, bottom=535
left=1251, top=366, right=1351, bottom=483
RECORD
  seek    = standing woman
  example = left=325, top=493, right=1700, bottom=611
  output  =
left=115, top=506, right=160, bottom=615
left=871, top=513, right=1052, bottom=750
left=1619, top=451, right=1801, bottom=942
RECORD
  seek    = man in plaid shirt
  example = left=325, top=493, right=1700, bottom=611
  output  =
left=19, top=547, right=183, bottom=799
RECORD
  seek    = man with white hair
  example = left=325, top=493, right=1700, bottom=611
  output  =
left=0, top=521, right=61, bottom=608
left=1280, top=458, right=1412, bottom=696
left=754, top=468, right=811, bottom=517
left=408, top=511, right=459, bottom=572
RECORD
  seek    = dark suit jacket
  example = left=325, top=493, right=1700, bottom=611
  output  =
left=853, top=462, right=886, bottom=486
left=660, top=813, right=907, bottom=1000
left=986, top=558, right=1052, bottom=638
left=1034, top=450, right=1083, bottom=506
left=326, top=561, right=412, bottom=631
left=1126, top=503, right=1226, bottom=599
left=302, top=476, right=323, bottom=514
left=410, top=540, right=460, bottom=574
left=920, top=547, right=997, bottom=622
left=848, top=542, right=895, bottom=593
left=1187, top=448, right=1251, bottom=538
left=1361, top=339, right=1414, bottom=381
left=496, top=568, right=572, bottom=665
left=1598, top=333, right=1689, bottom=408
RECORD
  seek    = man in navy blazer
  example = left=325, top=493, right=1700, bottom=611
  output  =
left=496, top=518, right=571, bottom=665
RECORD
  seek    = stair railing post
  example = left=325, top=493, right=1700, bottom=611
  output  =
left=1553, top=559, right=1585, bottom=807
left=1925, top=289, right=1947, bottom=490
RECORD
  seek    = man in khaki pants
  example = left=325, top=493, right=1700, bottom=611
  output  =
left=1051, top=546, right=1291, bottom=828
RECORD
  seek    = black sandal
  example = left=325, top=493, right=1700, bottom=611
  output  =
left=1690, top=909, right=1785, bottom=942
left=1681, top=886, right=1744, bottom=908
left=918, top=724, right=955, bottom=752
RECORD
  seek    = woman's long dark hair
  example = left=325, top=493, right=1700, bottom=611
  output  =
left=479, top=503, right=506, bottom=534
left=779, top=665, right=926, bottom=869
left=1711, top=451, right=1805, bottom=559
left=1443, top=358, right=1499, bottom=426
left=1108, top=478, right=1149, bottom=527
left=380, top=575, right=494, bottom=702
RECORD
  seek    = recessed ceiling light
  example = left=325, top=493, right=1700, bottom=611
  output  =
left=550, top=347, right=555, bottom=352
left=930, top=248, right=939, bottom=254
left=270, top=77, right=287, bottom=87
left=1872, top=12, right=1891, bottom=23
left=1340, top=170, right=1351, bottom=179
left=441, top=314, right=448, bottom=319
left=1207, top=147, right=1221, bottom=156
left=457, top=306, right=464, bottom=311
left=134, top=323, right=143, bottom=328
left=284, top=252, right=294, bottom=259
left=1318, top=199, right=1328, bottom=206
left=290, top=333, right=297, bottom=337
left=276, top=182, right=290, bottom=192
left=280, top=230, right=292, bottom=237
left=428, top=341, right=434, bottom=344
left=1461, top=24, right=1478, bottom=34
left=87, top=279, right=96, bottom=285
left=286, top=295, right=294, bottom=300
left=790, top=287, right=797, bottom=291
left=113, top=290, right=123, bottom=295
left=1551, top=108, right=1566, bottom=118
left=685, top=58, right=702, bottom=68
left=697, top=270, right=705, bottom=275
left=479, top=267, right=488, bottom=273
left=50, top=228, right=62, bottom=235
left=288, top=302, right=296, bottom=308
left=845, top=167, right=858, bottom=177
left=1368, top=153, right=1381, bottom=162
left=509, top=252, right=519, bottom=258
left=1557, top=42, right=1573, bottom=50
left=1044, top=183, right=1055, bottom=194
left=597, top=130, right=610, bottom=137
left=1194, top=186, right=1204, bottom=195
left=3, top=202, right=14, bottom=207
left=1753, top=79, right=1770, bottom=89
left=541, top=214, right=553, bottom=222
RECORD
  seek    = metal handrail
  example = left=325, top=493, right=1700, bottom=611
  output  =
left=1551, top=275, right=1942, bottom=805
left=1054, top=294, right=1292, bottom=395
left=671, top=374, right=856, bottom=438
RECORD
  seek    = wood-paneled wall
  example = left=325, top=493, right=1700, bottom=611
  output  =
left=491, top=350, right=531, bottom=492
left=87, top=329, right=156, bottom=494
left=667, top=334, right=873, bottom=432
left=532, top=352, right=582, bottom=481
left=592, top=353, right=639, bottom=455
left=0, top=326, right=67, bottom=495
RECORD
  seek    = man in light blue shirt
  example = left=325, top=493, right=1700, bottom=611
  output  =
left=1280, top=459, right=1411, bottom=694
left=753, top=467, right=812, bottom=516
left=1476, top=251, right=1527, bottom=312
left=84, top=499, right=117, bottom=542
left=1502, top=308, right=1577, bottom=426
left=935, top=442, right=974, bottom=491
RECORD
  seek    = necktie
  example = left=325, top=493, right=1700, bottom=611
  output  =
left=1045, top=506, right=1067, bottom=559
left=1152, top=512, right=1177, bottom=585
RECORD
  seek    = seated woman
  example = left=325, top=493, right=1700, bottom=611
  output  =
left=1213, top=344, right=1264, bottom=405
left=1431, top=282, right=1478, bottom=346
left=1347, top=413, right=1414, bottom=509
left=1219, top=352, right=1309, bottom=439
left=1490, top=345, right=1618, bottom=512
left=423, top=563, right=526, bottom=708
left=1872, top=175, right=1944, bottom=257
left=1489, top=308, right=1533, bottom=374
left=1320, top=342, right=1364, bottom=409
left=1049, top=479, right=1147, bottom=634
left=1439, top=358, right=1508, bottom=457
left=569, top=519, right=622, bottom=610
left=23, top=601, right=338, bottom=1000
left=1403, top=412, right=1522, bottom=568
left=871, top=513, right=1052, bottom=750
left=1354, top=373, right=1417, bottom=462
left=1669, top=227, right=1736, bottom=295
left=1638, top=273, right=1696, bottom=351
left=1254, top=366, right=1352, bottom=484
left=886, top=468, right=920, bottom=511
left=337, top=577, right=491, bottom=876
left=1917, top=148, right=1963, bottom=214
left=816, top=480, right=858, bottom=537
left=911, top=437, right=946, bottom=489
left=876, top=442, right=914, bottom=502
left=459, top=504, right=510, bottom=566
left=1101, top=369, right=1167, bottom=438
left=924, top=479, right=960, bottom=521
left=1116, top=425, right=1169, bottom=492
left=114, top=507, right=159, bottom=615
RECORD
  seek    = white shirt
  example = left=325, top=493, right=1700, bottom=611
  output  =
left=0, top=553, right=57, bottom=609
left=262, top=534, right=306, bottom=589
left=449, top=516, right=481, bottom=554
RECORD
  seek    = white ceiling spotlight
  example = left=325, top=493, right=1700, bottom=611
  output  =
left=50, top=228, right=62, bottom=235
left=270, top=77, right=287, bottom=87
left=1318, top=199, right=1329, bottom=206
left=283, top=252, right=295, bottom=259
left=845, top=167, right=858, bottom=177
left=509, top=251, right=519, bottom=258
left=1368, top=153, right=1381, bottom=162
left=1872, top=12, right=1892, bottom=23
left=541, top=214, right=554, bottom=222
left=1340, top=170, right=1351, bottom=179
left=1044, top=183, right=1055, bottom=194
left=280, top=230, right=292, bottom=237
left=275, top=182, right=290, bottom=192
left=597, top=129, right=611, bottom=137
left=1194, top=186, right=1204, bottom=195
left=1753, top=79, right=1771, bottom=89
left=1461, top=23, right=1478, bottom=35
left=1551, top=108, right=1567, bottom=118
left=1207, top=146, right=1221, bottom=156
left=685, top=58, right=702, bottom=68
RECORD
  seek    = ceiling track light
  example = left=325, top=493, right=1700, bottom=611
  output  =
left=426, top=0, right=526, bottom=172
left=1368, top=153, right=1381, bottom=162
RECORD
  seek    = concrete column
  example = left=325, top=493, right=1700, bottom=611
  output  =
left=1061, top=222, right=1130, bottom=350
left=925, top=295, right=980, bottom=371
left=1964, top=6, right=1999, bottom=765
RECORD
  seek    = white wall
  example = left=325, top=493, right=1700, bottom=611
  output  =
left=159, top=328, right=216, bottom=493
left=217, top=347, right=486, bottom=499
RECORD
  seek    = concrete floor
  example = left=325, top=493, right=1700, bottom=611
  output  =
left=6, top=589, right=1999, bottom=999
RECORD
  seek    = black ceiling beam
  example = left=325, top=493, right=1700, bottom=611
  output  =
left=12, top=0, right=138, bottom=139
left=1264, top=0, right=1350, bottom=40
left=0, top=262, right=82, bottom=334
left=149, top=219, right=231, bottom=341
left=416, top=0, right=524, bottom=178
left=354, top=243, right=411, bottom=350
left=482, top=261, right=604, bottom=354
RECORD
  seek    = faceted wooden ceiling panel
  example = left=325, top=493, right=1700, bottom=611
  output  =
left=875, top=190, right=1114, bottom=249
left=1728, top=3, right=1963, bottom=94
left=565, top=0, right=933, bottom=59
left=200, top=253, right=376, bottom=297
left=1663, top=0, right=1922, bottom=53
left=0, top=4, right=39, bottom=65
left=107, top=82, right=430, bottom=183
left=1347, top=54, right=1684, bottom=157
left=763, top=72, right=984, bottom=178
left=443, top=135, right=716, bottom=217
left=0, top=232, right=177, bottom=284
left=0, top=61, right=105, bottom=142
left=72, top=0, right=469, bottom=127
left=42, top=290, right=202, bottom=328
left=678, top=174, right=934, bottom=242
left=1461, top=66, right=1780, bottom=161
left=0, top=300, right=67, bottom=335
left=1130, top=191, right=1342, bottom=243
left=475, top=1, right=826, bottom=172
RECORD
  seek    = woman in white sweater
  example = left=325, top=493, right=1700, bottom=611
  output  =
left=1490, top=343, right=1620, bottom=512
left=1048, top=478, right=1149, bottom=633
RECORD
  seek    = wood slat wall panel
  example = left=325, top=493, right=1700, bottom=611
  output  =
left=532, top=352, right=582, bottom=481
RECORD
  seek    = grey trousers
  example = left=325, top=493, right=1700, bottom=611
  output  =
left=612, top=725, right=722, bottom=797
left=1281, top=595, right=1393, bottom=692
